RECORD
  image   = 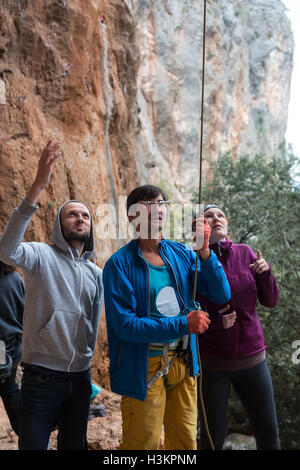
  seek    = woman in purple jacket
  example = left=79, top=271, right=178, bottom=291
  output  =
left=197, top=205, right=280, bottom=450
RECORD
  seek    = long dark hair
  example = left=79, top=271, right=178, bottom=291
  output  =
left=0, top=260, right=16, bottom=279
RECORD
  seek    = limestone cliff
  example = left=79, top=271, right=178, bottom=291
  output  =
left=0, top=0, right=294, bottom=386
left=133, top=0, right=294, bottom=193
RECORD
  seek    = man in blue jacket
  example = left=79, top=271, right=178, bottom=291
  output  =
left=103, top=184, right=230, bottom=450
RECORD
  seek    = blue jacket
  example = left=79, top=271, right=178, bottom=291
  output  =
left=103, top=239, right=231, bottom=401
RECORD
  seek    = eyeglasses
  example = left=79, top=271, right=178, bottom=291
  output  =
left=140, top=201, right=173, bottom=208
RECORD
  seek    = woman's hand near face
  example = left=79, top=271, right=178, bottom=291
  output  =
left=192, top=217, right=211, bottom=260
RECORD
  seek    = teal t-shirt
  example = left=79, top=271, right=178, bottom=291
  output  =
left=146, top=260, right=181, bottom=357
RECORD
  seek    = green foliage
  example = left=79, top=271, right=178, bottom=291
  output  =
left=192, top=147, right=300, bottom=449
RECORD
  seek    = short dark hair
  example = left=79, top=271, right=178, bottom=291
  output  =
left=0, top=260, right=16, bottom=278
left=126, top=185, right=168, bottom=212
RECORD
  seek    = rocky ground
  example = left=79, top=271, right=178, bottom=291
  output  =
left=0, top=381, right=256, bottom=451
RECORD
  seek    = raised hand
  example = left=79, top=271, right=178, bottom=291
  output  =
left=26, top=140, right=61, bottom=205
left=192, top=217, right=211, bottom=260
left=35, top=140, right=61, bottom=189
left=249, top=250, right=270, bottom=274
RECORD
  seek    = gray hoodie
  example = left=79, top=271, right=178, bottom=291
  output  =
left=0, top=198, right=103, bottom=372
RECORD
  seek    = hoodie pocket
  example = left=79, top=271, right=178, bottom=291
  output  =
left=75, top=314, right=95, bottom=357
left=36, top=310, right=83, bottom=361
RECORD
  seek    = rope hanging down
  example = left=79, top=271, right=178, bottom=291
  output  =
left=193, top=0, right=207, bottom=302
left=192, top=0, right=215, bottom=451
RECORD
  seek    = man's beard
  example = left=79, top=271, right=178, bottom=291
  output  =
left=64, top=228, right=90, bottom=244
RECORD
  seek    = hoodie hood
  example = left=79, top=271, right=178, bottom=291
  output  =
left=51, top=200, right=95, bottom=260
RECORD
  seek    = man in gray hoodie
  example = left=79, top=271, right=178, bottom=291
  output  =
left=0, top=141, right=103, bottom=450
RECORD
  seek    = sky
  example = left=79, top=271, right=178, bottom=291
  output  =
left=282, top=0, right=300, bottom=157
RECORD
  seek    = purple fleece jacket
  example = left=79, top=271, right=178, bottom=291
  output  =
left=197, top=239, right=279, bottom=358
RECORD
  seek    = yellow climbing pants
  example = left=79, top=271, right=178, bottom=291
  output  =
left=120, top=352, right=197, bottom=450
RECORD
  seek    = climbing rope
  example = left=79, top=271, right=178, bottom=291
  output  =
left=192, top=0, right=215, bottom=451
left=192, top=0, right=206, bottom=303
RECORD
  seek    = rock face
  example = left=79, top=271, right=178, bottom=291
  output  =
left=0, top=0, right=294, bottom=386
left=133, top=0, right=294, bottom=192
left=0, top=0, right=140, bottom=265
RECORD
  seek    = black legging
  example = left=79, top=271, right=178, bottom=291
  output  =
left=199, top=360, right=280, bottom=450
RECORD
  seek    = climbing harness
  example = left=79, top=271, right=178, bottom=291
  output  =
left=147, top=335, right=189, bottom=389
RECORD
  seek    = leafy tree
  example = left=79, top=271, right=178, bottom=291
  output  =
left=191, top=146, right=300, bottom=450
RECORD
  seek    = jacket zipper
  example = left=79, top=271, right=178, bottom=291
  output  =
left=159, top=246, right=186, bottom=311
left=137, top=251, right=152, bottom=381
left=219, top=255, right=239, bottom=358
left=137, top=251, right=151, bottom=317
left=68, top=260, right=83, bottom=372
